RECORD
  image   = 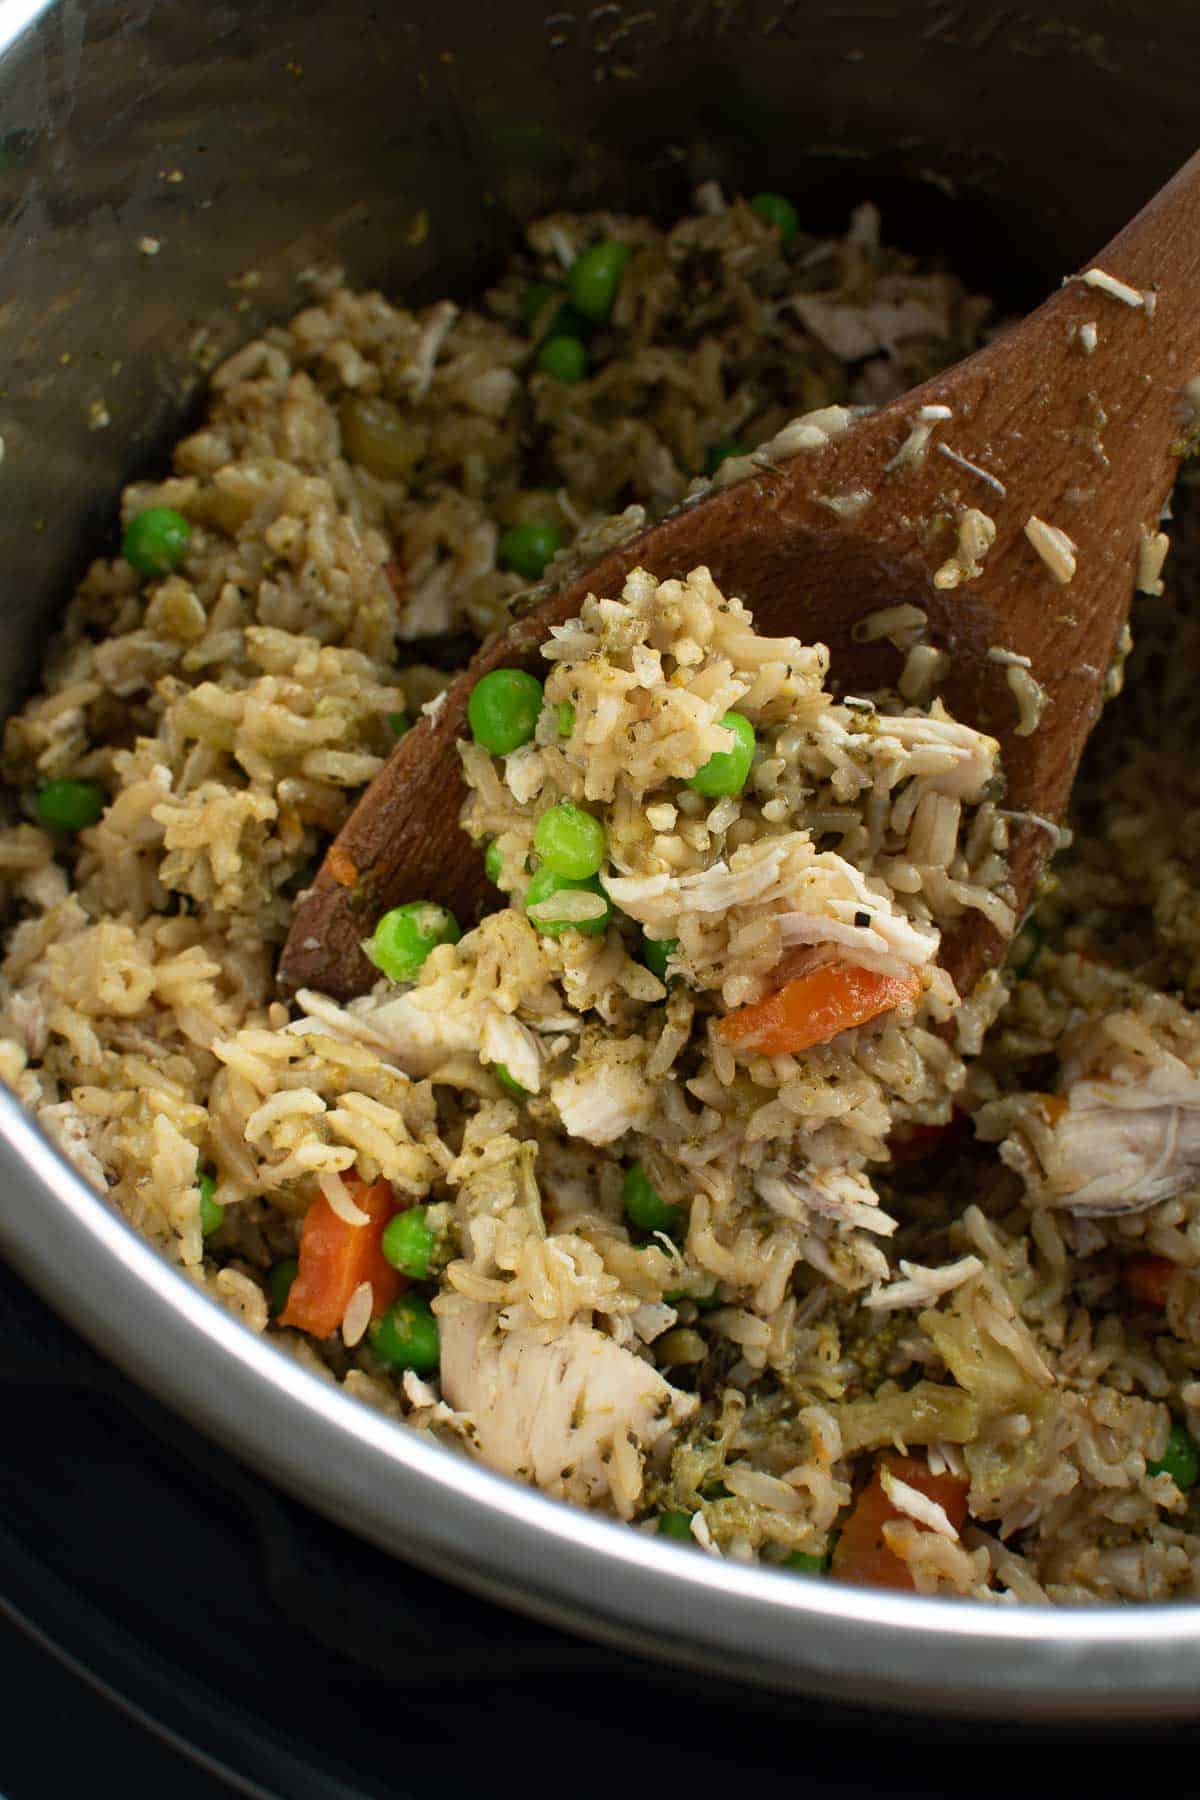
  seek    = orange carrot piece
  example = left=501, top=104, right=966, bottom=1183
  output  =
left=280, top=1174, right=404, bottom=1339
left=832, top=1454, right=970, bottom=1591
left=717, top=960, right=922, bottom=1055
left=1124, top=1254, right=1174, bottom=1311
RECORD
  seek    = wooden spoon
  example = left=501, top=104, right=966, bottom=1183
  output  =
left=280, top=152, right=1200, bottom=1002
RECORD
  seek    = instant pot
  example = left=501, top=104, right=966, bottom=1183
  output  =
left=3, top=0, right=1200, bottom=1731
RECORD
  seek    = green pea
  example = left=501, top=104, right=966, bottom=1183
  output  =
left=522, top=282, right=594, bottom=342
left=750, top=192, right=799, bottom=245
left=523, top=865, right=611, bottom=937
left=664, top=1285, right=721, bottom=1310
left=657, top=1510, right=695, bottom=1541
left=268, top=1257, right=299, bottom=1317
left=522, top=280, right=564, bottom=329
left=499, top=521, right=564, bottom=582
left=35, top=779, right=104, bottom=834
left=484, top=839, right=504, bottom=885
left=365, top=902, right=461, bottom=983
left=387, top=710, right=410, bottom=736
left=641, top=933, right=678, bottom=982
left=198, top=1171, right=224, bottom=1238
left=782, top=1548, right=828, bottom=1574
left=493, top=1063, right=529, bottom=1098
left=568, top=240, right=632, bottom=322
left=623, top=1163, right=682, bottom=1236
left=1148, top=1423, right=1200, bottom=1491
left=551, top=303, right=595, bottom=340
left=381, top=1206, right=436, bottom=1280
left=369, top=1294, right=440, bottom=1373
left=555, top=702, right=576, bottom=738
left=467, top=668, right=544, bottom=756
left=536, top=336, right=590, bottom=384
left=705, top=441, right=748, bottom=476
left=122, top=506, right=191, bottom=577
left=533, top=801, right=606, bottom=880
left=687, top=711, right=757, bottom=797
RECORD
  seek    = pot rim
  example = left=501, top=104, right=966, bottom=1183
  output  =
left=3, top=1087, right=1199, bottom=1721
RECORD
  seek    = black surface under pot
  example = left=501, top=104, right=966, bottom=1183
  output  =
left=5, top=0, right=1200, bottom=1738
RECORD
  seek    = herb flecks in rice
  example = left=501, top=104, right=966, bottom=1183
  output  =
left=6, top=191, right=1200, bottom=1601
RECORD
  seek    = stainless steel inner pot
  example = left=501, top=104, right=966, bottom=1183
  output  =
left=3, top=0, right=1200, bottom=1721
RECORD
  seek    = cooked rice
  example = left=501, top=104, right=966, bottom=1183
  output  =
left=1024, top=515, right=1078, bottom=585
left=4, top=188, right=1200, bottom=1602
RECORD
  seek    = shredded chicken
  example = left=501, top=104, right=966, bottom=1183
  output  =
left=980, top=998, right=1200, bottom=1216
left=603, top=836, right=940, bottom=978
left=397, top=299, right=458, bottom=400
left=435, top=1298, right=697, bottom=1516
left=38, top=1099, right=108, bottom=1191
left=479, top=1012, right=543, bottom=1093
left=775, top=854, right=940, bottom=971
left=757, top=1165, right=896, bottom=1236
left=1007, top=1062, right=1200, bottom=1216
left=788, top=293, right=951, bottom=361
left=551, top=1040, right=656, bottom=1144
left=294, top=986, right=482, bottom=1077
left=873, top=707, right=999, bottom=800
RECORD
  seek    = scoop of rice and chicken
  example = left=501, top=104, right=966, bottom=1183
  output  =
left=2, top=191, right=1199, bottom=1603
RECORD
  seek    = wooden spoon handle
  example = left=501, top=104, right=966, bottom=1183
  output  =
left=1080, top=143, right=1200, bottom=302
left=280, top=152, right=1200, bottom=1001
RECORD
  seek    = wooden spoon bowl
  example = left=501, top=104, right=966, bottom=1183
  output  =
left=281, top=151, right=1200, bottom=1002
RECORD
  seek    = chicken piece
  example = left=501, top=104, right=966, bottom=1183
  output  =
left=875, top=706, right=999, bottom=800
left=601, top=837, right=798, bottom=929
left=980, top=997, right=1200, bottom=1216
left=775, top=890, right=938, bottom=974
left=788, top=293, right=952, bottom=362
left=435, top=1298, right=698, bottom=1516
left=479, top=1011, right=542, bottom=1093
left=756, top=1164, right=896, bottom=1235
left=1003, top=1063, right=1200, bottom=1216
left=603, top=834, right=938, bottom=978
left=294, top=985, right=481, bottom=1077
left=38, top=1099, right=108, bottom=1192
left=550, top=1034, right=655, bottom=1145
left=397, top=299, right=458, bottom=400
